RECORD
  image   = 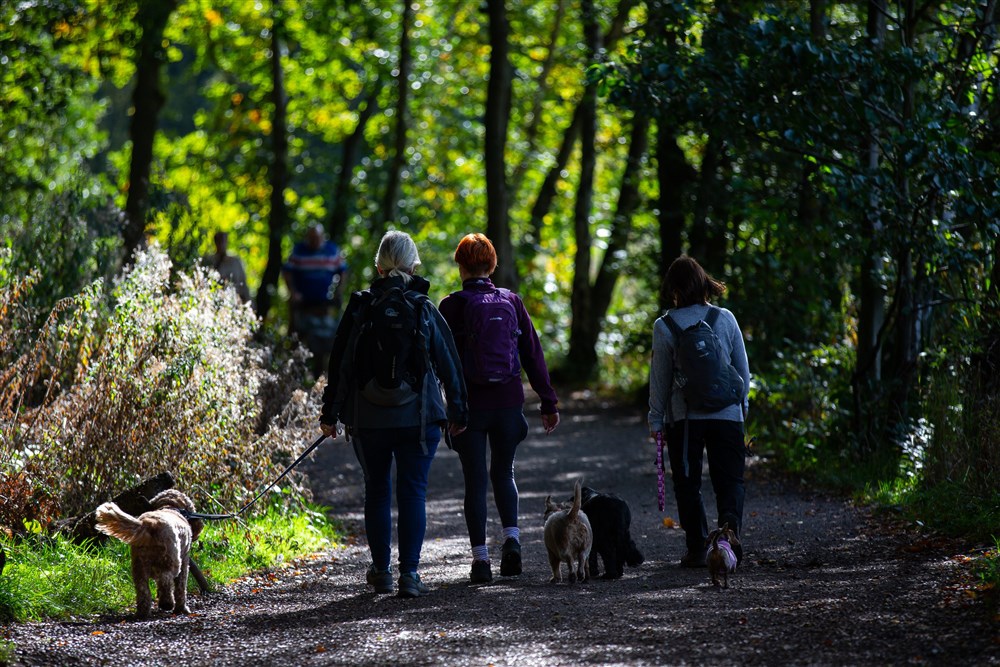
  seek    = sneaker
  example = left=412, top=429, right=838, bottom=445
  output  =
left=499, top=538, right=522, bottom=576
left=397, top=572, right=430, bottom=598
left=680, top=550, right=707, bottom=568
left=366, top=564, right=393, bottom=594
left=470, top=560, right=493, bottom=583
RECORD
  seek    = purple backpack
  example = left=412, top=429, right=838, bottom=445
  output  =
left=461, top=288, right=521, bottom=385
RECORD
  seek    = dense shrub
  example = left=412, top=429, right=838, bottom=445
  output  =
left=0, top=245, right=312, bottom=533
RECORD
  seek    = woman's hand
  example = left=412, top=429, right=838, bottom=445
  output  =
left=542, top=412, right=560, bottom=435
left=320, top=422, right=338, bottom=440
left=448, top=422, right=467, bottom=437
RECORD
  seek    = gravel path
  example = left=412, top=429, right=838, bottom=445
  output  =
left=6, top=399, right=999, bottom=666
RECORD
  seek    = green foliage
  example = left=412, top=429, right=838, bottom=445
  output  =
left=0, top=534, right=134, bottom=623
left=193, top=499, right=340, bottom=584
left=0, top=500, right=341, bottom=622
left=749, top=341, right=856, bottom=482
left=977, top=538, right=1000, bottom=613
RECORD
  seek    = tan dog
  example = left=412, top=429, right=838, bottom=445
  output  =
left=543, top=480, right=592, bottom=583
left=706, top=523, right=740, bottom=588
left=95, top=489, right=204, bottom=618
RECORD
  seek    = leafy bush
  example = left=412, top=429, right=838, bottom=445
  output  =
left=751, top=340, right=855, bottom=481
left=0, top=244, right=311, bottom=532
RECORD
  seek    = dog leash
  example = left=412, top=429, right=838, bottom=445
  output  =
left=655, top=431, right=666, bottom=512
left=180, top=433, right=328, bottom=521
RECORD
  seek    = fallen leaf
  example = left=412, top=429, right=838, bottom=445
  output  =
left=91, top=631, right=105, bottom=636
left=662, top=517, right=676, bottom=528
left=316, top=645, right=326, bottom=653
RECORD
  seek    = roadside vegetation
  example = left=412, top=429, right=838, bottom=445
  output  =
left=0, top=243, right=341, bottom=622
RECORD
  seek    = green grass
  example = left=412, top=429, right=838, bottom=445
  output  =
left=0, top=500, right=343, bottom=623
left=976, top=537, right=1000, bottom=612
left=861, top=478, right=1000, bottom=544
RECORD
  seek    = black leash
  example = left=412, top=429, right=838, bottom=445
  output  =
left=181, top=433, right=328, bottom=521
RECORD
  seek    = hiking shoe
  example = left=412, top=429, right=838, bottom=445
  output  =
left=680, top=550, right=707, bottom=568
left=470, top=560, right=493, bottom=584
left=397, top=572, right=429, bottom=598
left=366, top=564, right=393, bottom=594
left=499, top=538, right=522, bottom=576
left=732, top=540, right=744, bottom=565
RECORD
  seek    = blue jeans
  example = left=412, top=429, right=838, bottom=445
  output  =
left=353, top=425, right=440, bottom=573
left=664, top=419, right=745, bottom=553
left=451, top=407, right=529, bottom=547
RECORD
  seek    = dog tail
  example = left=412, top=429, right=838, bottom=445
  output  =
left=94, top=502, right=144, bottom=545
left=568, top=479, right=582, bottom=522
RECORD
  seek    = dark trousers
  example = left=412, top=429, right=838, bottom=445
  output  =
left=664, top=419, right=745, bottom=553
left=451, top=407, right=529, bottom=548
left=353, top=425, right=440, bottom=573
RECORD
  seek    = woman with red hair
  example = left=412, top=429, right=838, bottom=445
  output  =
left=439, top=233, right=560, bottom=583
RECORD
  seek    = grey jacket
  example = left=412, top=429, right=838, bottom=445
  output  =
left=321, top=274, right=469, bottom=433
left=647, top=303, right=750, bottom=433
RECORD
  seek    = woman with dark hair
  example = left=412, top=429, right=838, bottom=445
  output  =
left=439, top=233, right=560, bottom=584
left=648, top=255, right=750, bottom=567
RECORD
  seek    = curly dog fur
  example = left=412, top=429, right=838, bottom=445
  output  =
left=95, top=489, right=203, bottom=619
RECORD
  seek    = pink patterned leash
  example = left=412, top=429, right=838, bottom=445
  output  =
left=655, top=431, right=666, bottom=512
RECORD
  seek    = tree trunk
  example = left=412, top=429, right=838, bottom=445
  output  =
left=378, top=0, right=412, bottom=235
left=485, top=0, right=516, bottom=289
left=255, top=16, right=290, bottom=321
left=563, top=0, right=600, bottom=381
left=884, top=1, right=921, bottom=438
left=688, top=134, right=728, bottom=273
left=568, top=111, right=649, bottom=374
left=527, top=0, right=638, bottom=245
left=655, top=124, right=695, bottom=313
left=122, top=0, right=178, bottom=266
left=509, top=0, right=567, bottom=209
left=851, top=0, right=888, bottom=450
left=328, top=87, right=380, bottom=243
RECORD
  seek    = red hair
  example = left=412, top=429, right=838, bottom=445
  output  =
left=454, top=233, right=497, bottom=275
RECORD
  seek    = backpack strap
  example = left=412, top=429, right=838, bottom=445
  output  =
left=660, top=311, right=691, bottom=474
left=661, top=312, right=683, bottom=339
left=704, top=305, right=721, bottom=328
left=407, top=290, right=431, bottom=454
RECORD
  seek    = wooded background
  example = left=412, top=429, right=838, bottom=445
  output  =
left=2, top=1, right=998, bottom=516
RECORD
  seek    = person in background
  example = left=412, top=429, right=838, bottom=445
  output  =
left=438, top=233, right=560, bottom=584
left=320, top=230, right=468, bottom=598
left=282, top=224, right=348, bottom=375
left=647, top=254, right=750, bottom=568
left=202, top=231, right=251, bottom=302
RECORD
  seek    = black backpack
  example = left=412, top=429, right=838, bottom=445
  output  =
left=352, top=286, right=429, bottom=406
left=662, top=307, right=744, bottom=412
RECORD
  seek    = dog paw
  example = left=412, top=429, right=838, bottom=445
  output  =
left=174, top=605, right=192, bottom=615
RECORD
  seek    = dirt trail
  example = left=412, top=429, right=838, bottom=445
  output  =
left=6, top=401, right=999, bottom=666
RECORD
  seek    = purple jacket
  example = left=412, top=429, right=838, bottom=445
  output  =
left=439, top=278, right=559, bottom=415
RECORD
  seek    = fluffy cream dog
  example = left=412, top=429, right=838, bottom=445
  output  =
left=95, top=489, right=203, bottom=619
left=543, top=480, right=592, bottom=583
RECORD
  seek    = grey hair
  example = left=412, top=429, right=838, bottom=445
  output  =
left=375, top=230, right=421, bottom=284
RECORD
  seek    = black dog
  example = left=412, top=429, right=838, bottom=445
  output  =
left=578, top=486, right=644, bottom=579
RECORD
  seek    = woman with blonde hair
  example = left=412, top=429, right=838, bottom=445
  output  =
left=321, top=231, right=468, bottom=598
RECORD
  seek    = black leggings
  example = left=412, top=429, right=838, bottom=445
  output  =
left=664, top=419, right=745, bottom=553
left=451, top=407, right=529, bottom=548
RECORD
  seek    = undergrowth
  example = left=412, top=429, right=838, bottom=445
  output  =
left=0, top=498, right=341, bottom=623
left=0, top=243, right=311, bottom=532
